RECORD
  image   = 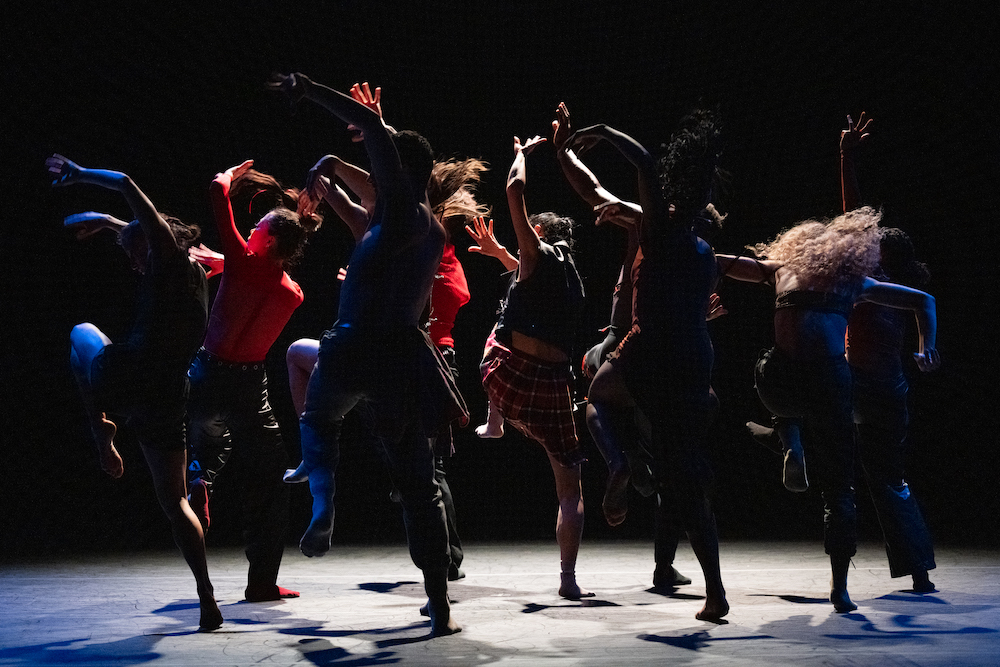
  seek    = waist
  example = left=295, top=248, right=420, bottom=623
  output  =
left=510, top=331, right=569, bottom=363
left=196, top=347, right=266, bottom=370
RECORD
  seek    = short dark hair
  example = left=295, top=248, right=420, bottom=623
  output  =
left=264, top=207, right=309, bottom=267
left=879, top=227, right=930, bottom=287
left=392, top=130, right=435, bottom=189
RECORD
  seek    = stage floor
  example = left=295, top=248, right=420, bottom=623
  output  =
left=2, top=540, right=998, bottom=666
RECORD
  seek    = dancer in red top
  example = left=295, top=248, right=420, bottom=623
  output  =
left=186, top=160, right=320, bottom=602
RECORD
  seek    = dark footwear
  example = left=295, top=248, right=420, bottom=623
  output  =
left=911, top=570, right=936, bottom=593
left=448, top=566, right=466, bottom=581
left=653, top=565, right=692, bottom=589
left=245, top=584, right=300, bottom=602
left=188, top=478, right=210, bottom=532
left=830, top=588, right=857, bottom=613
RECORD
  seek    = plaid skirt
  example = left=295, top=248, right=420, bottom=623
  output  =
left=480, top=332, right=586, bottom=468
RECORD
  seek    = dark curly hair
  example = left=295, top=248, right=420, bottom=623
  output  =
left=657, top=107, right=723, bottom=230
left=529, top=211, right=575, bottom=250
left=878, top=227, right=930, bottom=287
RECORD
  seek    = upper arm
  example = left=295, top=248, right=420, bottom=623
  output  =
left=117, top=174, right=177, bottom=258
left=323, top=182, right=370, bottom=242
left=856, top=277, right=935, bottom=311
left=717, top=254, right=781, bottom=283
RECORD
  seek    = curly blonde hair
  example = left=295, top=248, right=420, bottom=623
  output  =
left=753, top=206, right=883, bottom=290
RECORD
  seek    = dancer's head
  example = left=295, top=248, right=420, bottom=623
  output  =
left=231, top=169, right=322, bottom=267
left=878, top=227, right=929, bottom=287
left=119, top=215, right=200, bottom=274
left=529, top=212, right=576, bottom=250
left=392, top=130, right=435, bottom=192
left=427, top=158, right=491, bottom=239
left=753, top=206, right=883, bottom=290
left=658, top=107, right=723, bottom=229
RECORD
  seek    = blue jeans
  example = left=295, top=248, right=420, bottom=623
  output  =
left=854, top=369, right=935, bottom=576
left=755, top=347, right=857, bottom=557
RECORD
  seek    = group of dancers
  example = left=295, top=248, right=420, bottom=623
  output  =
left=50, top=71, right=940, bottom=633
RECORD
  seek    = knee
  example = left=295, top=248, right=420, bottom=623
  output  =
left=287, top=339, right=318, bottom=372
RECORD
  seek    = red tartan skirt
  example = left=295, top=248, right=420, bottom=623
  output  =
left=480, top=332, right=586, bottom=468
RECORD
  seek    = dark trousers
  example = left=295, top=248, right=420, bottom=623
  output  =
left=755, top=347, right=857, bottom=558
left=300, top=325, right=450, bottom=573
left=854, top=369, right=935, bottom=577
left=187, top=350, right=288, bottom=588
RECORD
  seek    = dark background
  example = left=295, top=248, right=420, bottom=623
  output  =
left=2, top=1, right=997, bottom=558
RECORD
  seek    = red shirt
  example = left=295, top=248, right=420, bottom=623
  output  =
left=428, top=243, right=470, bottom=348
left=202, top=176, right=304, bottom=363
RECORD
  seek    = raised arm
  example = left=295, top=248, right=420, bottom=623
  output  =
left=505, top=135, right=547, bottom=279
left=303, top=155, right=373, bottom=242
left=62, top=211, right=130, bottom=240
left=269, top=73, right=401, bottom=193
left=566, top=124, right=663, bottom=236
left=209, top=160, right=254, bottom=258
left=465, top=216, right=518, bottom=271
left=840, top=112, right=872, bottom=213
left=856, top=276, right=939, bottom=370
left=47, top=154, right=176, bottom=257
left=552, top=103, right=623, bottom=209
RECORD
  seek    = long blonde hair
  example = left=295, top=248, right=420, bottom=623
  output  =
left=753, top=207, right=883, bottom=290
left=427, top=158, right=491, bottom=236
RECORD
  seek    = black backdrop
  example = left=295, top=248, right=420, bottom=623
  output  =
left=2, top=1, right=997, bottom=557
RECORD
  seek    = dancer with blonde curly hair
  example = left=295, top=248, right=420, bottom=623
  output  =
left=718, top=205, right=939, bottom=613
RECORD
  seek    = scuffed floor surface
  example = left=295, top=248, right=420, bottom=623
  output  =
left=2, top=540, right=998, bottom=666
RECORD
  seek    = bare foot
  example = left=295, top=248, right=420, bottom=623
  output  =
left=830, top=587, right=857, bottom=613
left=426, top=597, right=462, bottom=636
left=559, top=573, right=595, bottom=600
left=198, top=595, right=223, bottom=631
left=696, top=597, right=730, bottom=622
left=92, top=415, right=122, bottom=478
left=475, top=423, right=504, bottom=439
left=782, top=444, right=808, bottom=493
left=602, top=465, right=630, bottom=527
left=245, top=584, right=300, bottom=602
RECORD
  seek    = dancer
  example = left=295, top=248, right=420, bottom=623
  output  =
left=475, top=133, right=590, bottom=600
left=842, top=114, right=938, bottom=592
left=185, top=160, right=320, bottom=602
left=49, top=154, right=222, bottom=631
left=271, top=72, right=464, bottom=635
left=566, top=110, right=728, bottom=621
left=550, top=102, right=691, bottom=590
left=289, top=152, right=488, bottom=582
left=717, top=205, right=939, bottom=612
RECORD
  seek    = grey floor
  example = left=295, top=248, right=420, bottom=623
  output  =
left=2, top=540, right=998, bottom=666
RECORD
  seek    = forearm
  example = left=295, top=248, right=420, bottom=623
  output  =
left=333, top=158, right=376, bottom=209
left=841, top=149, right=861, bottom=212
left=323, top=182, right=369, bottom=242
left=556, top=148, right=616, bottom=208
left=505, top=176, right=540, bottom=274
left=210, top=176, right=246, bottom=256
left=913, top=294, right=937, bottom=352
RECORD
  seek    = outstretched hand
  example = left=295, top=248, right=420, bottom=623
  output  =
left=840, top=112, right=873, bottom=153
left=189, top=243, right=225, bottom=278
left=266, top=72, right=309, bottom=109
left=552, top=102, right=572, bottom=150
left=348, top=81, right=394, bottom=141
left=63, top=212, right=123, bottom=240
left=706, top=293, right=728, bottom=321
left=223, top=159, right=254, bottom=182
left=514, top=135, right=546, bottom=156
left=566, top=128, right=601, bottom=157
left=304, top=155, right=337, bottom=199
left=914, top=348, right=941, bottom=372
left=594, top=200, right=641, bottom=228
left=465, top=216, right=508, bottom=260
left=47, top=154, right=84, bottom=187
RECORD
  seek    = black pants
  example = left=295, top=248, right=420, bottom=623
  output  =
left=755, top=347, right=857, bottom=558
left=300, top=325, right=450, bottom=573
left=854, top=369, right=935, bottom=577
left=187, top=349, right=288, bottom=588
